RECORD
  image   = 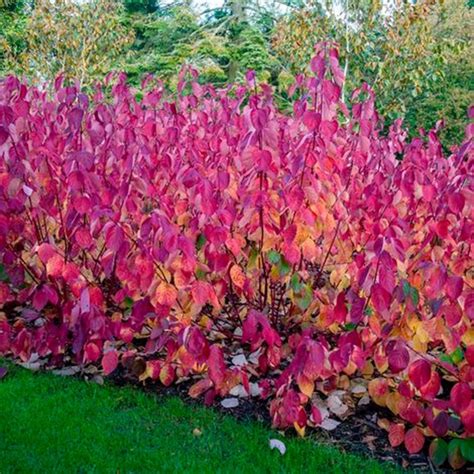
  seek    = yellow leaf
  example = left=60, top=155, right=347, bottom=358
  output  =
left=297, top=374, right=314, bottom=398
left=462, top=328, right=474, bottom=346
left=293, top=422, right=306, bottom=437
left=386, top=391, right=402, bottom=415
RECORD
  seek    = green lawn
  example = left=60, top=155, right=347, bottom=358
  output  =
left=0, top=362, right=398, bottom=473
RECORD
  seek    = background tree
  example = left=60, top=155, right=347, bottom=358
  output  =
left=272, top=0, right=473, bottom=141
left=0, top=0, right=29, bottom=75
left=404, top=0, right=473, bottom=144
left=118, top=0, right=276, bottom=86
left=118, top=3, right=231, bottom=85
left=5, top=0, right=134, bottom=87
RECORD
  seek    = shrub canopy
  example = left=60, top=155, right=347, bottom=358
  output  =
left=0, top=44, right=473, bottom=468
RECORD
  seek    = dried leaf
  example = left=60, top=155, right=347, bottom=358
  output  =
left=269, top=439, right=286, bottom=455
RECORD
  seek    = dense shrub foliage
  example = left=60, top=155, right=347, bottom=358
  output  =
left=0, top=44, right=473, bottom=468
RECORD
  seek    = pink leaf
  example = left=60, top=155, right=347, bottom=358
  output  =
left=102, top=350, right=119, bottom=376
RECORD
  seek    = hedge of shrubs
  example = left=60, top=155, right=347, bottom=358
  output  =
left=0, top=44, right=473, bottom=468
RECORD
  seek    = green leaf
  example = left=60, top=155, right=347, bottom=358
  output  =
left=460, top=438, right=474, bottom=462
left=267, top=250, right=281, bottom=265
left=123, top=296, right=134, bottom=309
left=439, top=354, right=453, bottom=365
left=450, top=347, right=464, bottom=364
left=196, top=234, right=206, bottom=251
left=290, top=274, right=301, bottom=292
left=410, top=287, right=420, bottom=306
left=343, top=323, right=357, bottom=331
left=402, top=280, right=419, bottom=306
left=248, top=248, right=259, bottom=269
left=429, top=438, right=448, bottom=467
left=278, top=257, right=291, bottom=277
left=448, top=439, right=465, bottom=470
left=0, top=264, right=8, bottom=282
left=195, top=268, right=206, bottom=281
left=364, top=307, right=373, bottom=316
left=295, top=284, right=312, bottom=311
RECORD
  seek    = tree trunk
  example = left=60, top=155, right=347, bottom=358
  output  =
left=227, top=0, right=245, bottom=82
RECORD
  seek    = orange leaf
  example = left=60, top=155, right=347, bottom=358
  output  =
left=230, top=264, right=246, bottom=290
left=155, top=282, right=178, bottom=307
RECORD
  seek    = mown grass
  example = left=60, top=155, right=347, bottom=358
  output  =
left=0, top=362, right=399, bottom=473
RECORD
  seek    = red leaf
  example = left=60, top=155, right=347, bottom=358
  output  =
left=46, top=254, right=64, bottom=278
left=436, top=220, right=450, bottom=239
left=404, top=427, right=424, bottom=454
left=37, top=243, right=57, bottom=264
left=72, top=195, right=91, bottom=214
left=302, top=111, right=321, bottom=130
left=102, top=350, right=118, bottom=376
left=447, top=192, right=465, bottom=213
left=256, top=149, right=272, bottom=172
left=466, top=346, right=474, bottom=366
left=419, top=372, right=441, bottom=401
left=159, top=364, right=175, bottom=386
left=371, top=283, right=391, bottom=314
left=400, top=400, right=424, bottom=424
left=333, top=292, right=348, bottom=323
left=461, top=400, right=474, bottom=434
left=208, top=345, right=226, bottom=387
left=310, top=405, right=322, bottom=425
left=388, top=423, right=405, bottom=447
left=388, top=345, right=409, bottom=373
left=450, top=382, right=472, bottom=414
left=0, top=126, right=8, bottom=146
left=67, top=107, right=83, bottom=130
left=408, top=359, right=431, bottom=389
left=189, top=378, right=212, bottom=398
left=185, top=327, right=209, bottom=363
left=146, top=360, right=161, bottom=380
left=106, top=226, right=124, bottom=252
left=191, top=281, right=211, bottom=306
left=445, top=276, right=463, bottom=301
left=75, top=227, right=93, bottom=249
left=304, top=341, right=324, bottom=379
left=83, top=341, right=101, bottom=363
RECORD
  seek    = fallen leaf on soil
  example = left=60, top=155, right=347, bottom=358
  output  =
left=358, top=395, right=370, bottom=406
left=231, top=354, right=247, bottom=367
left=351, top=384, right=367, bottom=395
left=320, top=418, right=341, bottom=431
left=221, top=397, right=239, bottom=408
left=52, top=366, right=81, bottom=376
left=229, top=384, right=248, bottom=397
left=249, top=382, right=261, bottom=397
left=327, top=392, right=349, bottom=417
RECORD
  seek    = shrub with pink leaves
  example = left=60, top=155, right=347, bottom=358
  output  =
left=0, top=44, right=473, bottom=468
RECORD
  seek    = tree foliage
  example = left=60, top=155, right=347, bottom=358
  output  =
left=3, top=0, right=133, bottom=87
left=272, top=0, right=473, bottom=141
